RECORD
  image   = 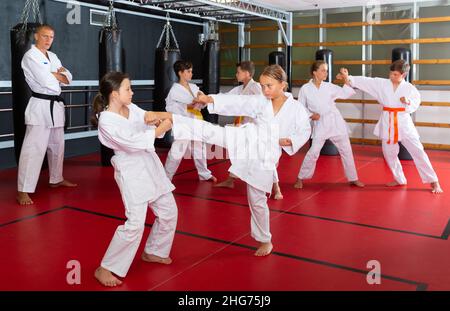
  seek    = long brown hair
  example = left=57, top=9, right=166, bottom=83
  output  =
left=91, top=71, right=129, bottom=126
left=260, top=64, right=288, bottom=91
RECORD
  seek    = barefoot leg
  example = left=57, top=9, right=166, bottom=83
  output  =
left=16, top=191, right=34, bottom=205
left=49, top=179, right=77, bottom=188
left=293, top=178, right=303, bottom=189
left=94, top=266, right=123, bottom=287
left=431, top=181, right=443, bottom=194
left=205, top=175, right=217, bottom=183
left=213, top=176, right=235, bottom=188
left=141, top=252, right=172, bottom=265
left=350, top=180, right=365, bottom=188
left=272, top=183, right=283, bottom=200
left=254, top=242, right=273, bottom=257
left=386, top=181, right=406, bottom=187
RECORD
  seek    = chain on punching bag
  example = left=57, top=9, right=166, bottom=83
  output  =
left=315, top=49, right=339, bottom=156
left=201, top=21, right=220, bottom=124
left=154, top=13, right=181, bottom=148
left=99, top=0, right=124, bottom=166
left=10, top=0, right=42, bottom=164
left=392, top=47, right=413, bottom=160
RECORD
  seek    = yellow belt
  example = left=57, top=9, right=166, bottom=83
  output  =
left=187, top=107, right=204, bottom=120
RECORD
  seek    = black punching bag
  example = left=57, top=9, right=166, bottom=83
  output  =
left=99, top=27, right=124, bottom=166
left=392, top=47, right=413, bottom=160
left=154, top=48, right=180, bottom=147
left=315, top=49, right=339, bottom=156
left=201, top=39, right=220, bottom=124
left=269, top=51, right=286, bottom=70
left=10, top=23, right=39, bottom=164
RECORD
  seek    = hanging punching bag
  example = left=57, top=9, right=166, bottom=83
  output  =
left=315, top=49, right=339, bottom=156
left=10, top=23, right=39, bottom=164
left=269, top=51, right=286, bottom=70
left=201, top=39, right=220, bottom=124
left=98, top=27, right=124, bottom=166
left=392, top=47, right=413, bottom=160
left=154, top=48, right=181, bottom=147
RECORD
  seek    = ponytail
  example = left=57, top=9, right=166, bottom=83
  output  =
left=90, top=71, right=130, bottom=127
left=91, top=93, right=107, bottom=127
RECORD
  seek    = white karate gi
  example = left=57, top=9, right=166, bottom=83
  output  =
left=224, top=79, right=263, bottom=178
left=273, top=93, right=312, bottom=183
left=226, top=79, right=262, bottom=125
left=348, top=76, right=438, bottom=184
left=98, top=104, right=177, bottom=277
left=18, top=45, right=72, bottom=192
left=297, top=80, right=359, bottom=182
left=164, top=82, right=212, bottom=181
left=172, top=94, right=282, bottom=243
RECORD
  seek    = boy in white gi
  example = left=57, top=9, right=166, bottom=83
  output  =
left=339, top=60, right=443, bottom=194
left=17, top=24, right=76, bottom=205
left=294, top=60, right=364, bottom=189
left=164, top=60, right=216, bottom=182
left=93, top=72, right=177, bottom=287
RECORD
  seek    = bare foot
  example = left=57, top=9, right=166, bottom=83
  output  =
left=94, top=266, right=123, bottom=287
left=49, top=179, right=77, bottom=188
left=272, top=183, right=283, bottom=200
left=273, top=191, right=284, bottom=200
left=141, top=252, right=172, bottom=265
left=350, top=180, right=365, bottom=188
left=204, top=175, right=217, bottom=183
left=386, top=181, right=406, bottom=187
left=254, top=242, right=273, bottom=257
left=213, top=177, right=235, bottom=189
left=293, top=178, right=303, bottom=189
left=431, top=182, right=443, bottom=194
left=16, top=191, right=34, bottom=205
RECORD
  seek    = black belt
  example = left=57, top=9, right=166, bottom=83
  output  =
left=31, top=92, right=65, bottom=126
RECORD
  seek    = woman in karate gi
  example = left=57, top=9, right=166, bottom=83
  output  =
left=92, top=72, right=178, bottom=287
left=17, top=24, right=77, bottom=205
left=146, top=65, right=311, bottom=256
left=164, top=60, right=216, bottom=182
left=214, top=61, right=263, bottom=189
left=294, top=60, right=365, bottom=189
left=339, top=60, right=443, bottom=194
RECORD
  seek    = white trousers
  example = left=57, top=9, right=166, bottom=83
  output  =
left=17, top=125, right=65, bottom=193
left=298, top=135, right=358, bottom=182
left=382, top=136, right=438, bottom=185
left=101, top=192, right=178, bottom=277
left=164, top=140, right=212, bottom=181
left=247, top=184, right=272, bottom=243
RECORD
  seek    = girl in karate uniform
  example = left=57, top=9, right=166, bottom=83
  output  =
left=294, top=60, right=365, bottom=189
left=339, top=60, right=443, bottom=194
left=92, top=72, right=178, bottom=287
left=164, top=60, right=216, bottom=182
left=146, top=65, right=311, bottom=256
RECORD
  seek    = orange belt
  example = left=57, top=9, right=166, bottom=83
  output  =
left=187, top=107, right=204, bottom=120
left=383, top=107, right=406, bottom=144
left=233, top=116, right=244, bottom=126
